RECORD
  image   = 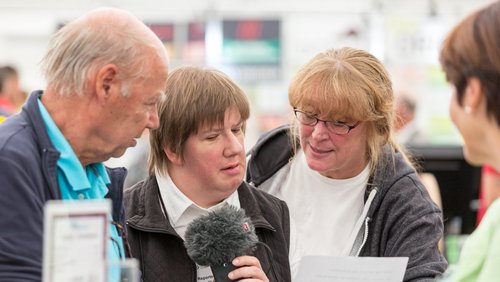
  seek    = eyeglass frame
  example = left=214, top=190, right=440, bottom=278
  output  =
left=293, top=108, right=360, bottom=135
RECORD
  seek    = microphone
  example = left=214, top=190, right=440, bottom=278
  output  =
left=184, top=205, right=259, bottom=282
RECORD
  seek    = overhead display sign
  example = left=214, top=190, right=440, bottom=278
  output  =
left=222, top=19, right=281, bottom=82
left=222, top=19, right=280, bottom=65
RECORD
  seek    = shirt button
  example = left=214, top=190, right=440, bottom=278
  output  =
left=78, top=193, right=85, bottom=200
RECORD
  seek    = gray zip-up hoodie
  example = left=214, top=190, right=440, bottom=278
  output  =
left=246, top=125, right=447, bottom=282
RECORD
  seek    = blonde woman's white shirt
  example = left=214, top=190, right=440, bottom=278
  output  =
left=275, top=150, right=369, bottom=256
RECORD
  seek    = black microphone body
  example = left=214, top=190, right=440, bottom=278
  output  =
left=184, top=205, right=259, bottom=282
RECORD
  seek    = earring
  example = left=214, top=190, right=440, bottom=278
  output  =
left=464, top=106, right=472, bottom=114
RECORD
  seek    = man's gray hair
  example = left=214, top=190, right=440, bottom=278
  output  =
left=41, top=8, right=167, bottom=96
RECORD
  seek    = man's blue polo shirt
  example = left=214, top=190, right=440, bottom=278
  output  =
left=38, top=99, right=124, bottom=279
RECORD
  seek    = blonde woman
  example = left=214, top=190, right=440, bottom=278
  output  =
left=247, top=47, right=447, bottom=281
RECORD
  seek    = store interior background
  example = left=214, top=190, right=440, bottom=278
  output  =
left=0, top=0, right=495, bottom=243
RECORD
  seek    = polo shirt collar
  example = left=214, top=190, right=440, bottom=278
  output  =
left=37, top=99, right=110, bottom=191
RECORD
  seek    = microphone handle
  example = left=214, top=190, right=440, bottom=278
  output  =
left=211, top=262, right=237, bottom=282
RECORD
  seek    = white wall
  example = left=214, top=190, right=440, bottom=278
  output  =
left=0, top=0, right=492, bottom=90
left=0, top=0, right=494, bottom=147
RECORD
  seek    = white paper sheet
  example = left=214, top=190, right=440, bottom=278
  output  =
left=295, top=256, right=408, bottom=282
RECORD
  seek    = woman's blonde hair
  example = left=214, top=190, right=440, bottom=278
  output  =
left=289, top=47, right=408, bottom=174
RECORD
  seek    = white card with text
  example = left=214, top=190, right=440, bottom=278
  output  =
left=43, top=200, right=111, bottom=282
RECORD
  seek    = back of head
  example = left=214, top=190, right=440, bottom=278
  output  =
left=440, top=1, right=500, bottom=126
left=288, top=47, right=396, bottom=172
left=394, top=92, right=417, bottom=132
left=0, top=66, right=19, bottom=95
left=149, top=66, right=250, bottom=175
left=41, top=7, right=168, bottom=97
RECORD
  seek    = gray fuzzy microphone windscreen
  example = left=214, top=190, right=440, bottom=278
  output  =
left=184, top=205, right=259, bottom=267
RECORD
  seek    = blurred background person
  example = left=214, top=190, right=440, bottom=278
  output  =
left=0, top=66, right=19, bottom=120
left=394, top=91, right=429, bottom=145
left=439, top=1, right=500, bottom=281
left=247, top=47, right=447, bottom=281
left=394, top=90, right=444, bottom=252
left=0, top=66, right=27, bottom=123
left=394, top=90, right=442, bottom=211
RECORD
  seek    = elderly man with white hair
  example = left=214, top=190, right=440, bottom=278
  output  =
left=0, top=7, right=169, bottom=281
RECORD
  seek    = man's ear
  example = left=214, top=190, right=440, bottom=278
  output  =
left=164, top=146, right=183, bottom=166
left=95, top=64, right=119, bottom=102
left=463, top=77, right=483, bottom=113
